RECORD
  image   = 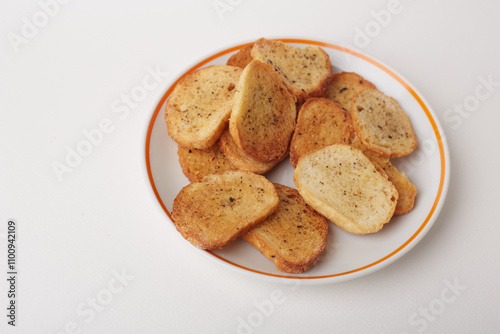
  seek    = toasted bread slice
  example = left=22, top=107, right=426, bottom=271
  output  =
left=171, top=171, right=279, bottom=249
left=293, top=144, right=398, bottom=235
left=177, top=141, right=237, bottom=182
left=251, top=38, right=332, bottom=103
left=325, top=72, right=376, bottom=111
left=165, top=65, right=242, bottom=149
left=384, top=165, right=417, bottom=215
left=351, top=136, right=417, bottom=215
left=229, top=60, right=297, bottom=162
left=289, top=98, right=355, bottom=168
left=227, top=44, right=254, bottom=69
left=243, top=184, right=328, bottom=273
left=351, top=89, right=417, bottom=158
left=219, top=129, right=281, bottom=174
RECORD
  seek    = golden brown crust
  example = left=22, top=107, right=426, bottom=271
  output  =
left=229, top=60, right=297, bottom=162
left=177, top=141, right=237, bottom=182
left=219, top=129, right=282, bottom=174
left=351, top=89, right=417, bottom=158
left=242, top=184, right=328, bottom=273
left=165, top=65, right=242, bottom=149
left=226, top=44, right=254, bottom=69
left=251, top=38, right=332, bottom=103
left=324, top=72, right=376, bottom=111
left=171, top=171, right=279, bottom=250
left=289, top=98, right=355, bottom=168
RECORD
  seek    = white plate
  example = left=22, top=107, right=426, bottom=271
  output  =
left=144, top=39, right=450, bottom=284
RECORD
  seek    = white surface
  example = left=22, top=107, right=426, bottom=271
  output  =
left=1, top=0, right=499, bottom=333
left=147, top=42, right=449, bottom=284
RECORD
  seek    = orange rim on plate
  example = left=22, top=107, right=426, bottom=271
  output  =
left=145, top=39, right=447, bottom=280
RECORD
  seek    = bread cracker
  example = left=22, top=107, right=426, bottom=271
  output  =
left=251, top=38, right=332, bottom=103
left=177, top=141, right=237, bottom=182
left=229, top=60, right=297, bottom=162
left=290, top=98, right=355, bottom=167
left=243, top=184, right=328, bottom=273
left=324, top=72, right=376, bottom=111
left=171, top=171, right=279, bottom=249
left=351, top=89, right=417, bottom=157
left=165, top=65, right=242, bottom=149
left=294, top=144, right=398, bottom=234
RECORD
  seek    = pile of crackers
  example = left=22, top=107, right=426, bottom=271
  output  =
left=164, top=38, right=417, bottom=273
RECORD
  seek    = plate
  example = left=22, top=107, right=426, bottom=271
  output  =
left=144, top=39, right=449, bottom=284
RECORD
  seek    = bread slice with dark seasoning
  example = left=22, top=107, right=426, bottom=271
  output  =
left=251, top=38, right=332, bottom=103
left=243, top=184, right=328, bottom=273
left=289, top=98, right=355, bottom=168
left=294, top=144, right=398, bottom=235
left=229, top=60, right=297, bottom=162
left=165, top=65, right=242, bottom=149
left=351, top=89, right=417, bottom=158
left=177, top=141, right=237, bottom=182
left=171, top=171, right=279, bottom=250
left=324, top=72, right=376, bottom=111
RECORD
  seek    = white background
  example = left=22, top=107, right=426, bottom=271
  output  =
left=1, top=0, right=499, bottom=333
